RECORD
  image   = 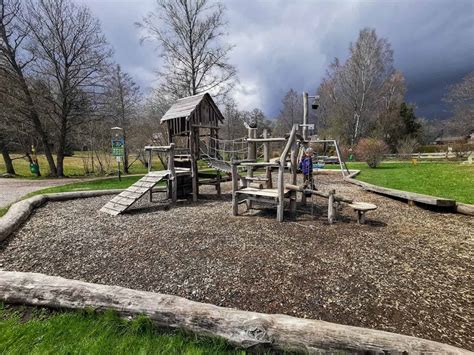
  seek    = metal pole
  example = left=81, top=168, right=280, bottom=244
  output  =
left=118, top=159, right=121, bottom=182
left=303, top=92, right=308, bottom=141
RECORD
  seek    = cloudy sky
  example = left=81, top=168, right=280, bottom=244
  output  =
left=79, top=0, right=474, bottom=119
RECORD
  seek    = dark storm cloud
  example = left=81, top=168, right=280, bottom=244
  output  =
left=81, top=0, right=474, bottom=119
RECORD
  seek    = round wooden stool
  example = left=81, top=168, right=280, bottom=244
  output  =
left=348, top=202, right=377, bottom=224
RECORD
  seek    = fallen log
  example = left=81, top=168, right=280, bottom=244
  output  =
left=0, top=271, right=467, bottom=354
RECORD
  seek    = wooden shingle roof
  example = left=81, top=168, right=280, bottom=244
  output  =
left=160, top=93, right=224, bottom=123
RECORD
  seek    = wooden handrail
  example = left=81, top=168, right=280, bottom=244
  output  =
left=279, top=125, right=298, bottom=166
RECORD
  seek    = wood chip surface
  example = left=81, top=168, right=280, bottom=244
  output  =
left=1, top=174, right=472, bottom=350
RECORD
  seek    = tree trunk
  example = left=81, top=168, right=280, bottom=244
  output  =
left=0, top=271, right=467, bottom=354
left=1, top=144, right=16, bottom=175
left=18, top=69, right=58, bottom=177
left=56, top=118, right=68, bottom=177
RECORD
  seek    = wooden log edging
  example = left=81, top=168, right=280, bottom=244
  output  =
left=0, top=271, right=468, bottom=354
left=0, top=189, right=125, bottom=242
left=456, top=202, right=474, bottom=216
left=344, top=170, right=474, bottom=216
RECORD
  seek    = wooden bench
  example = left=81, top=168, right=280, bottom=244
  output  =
left=348, top=202, right=377, bottom=224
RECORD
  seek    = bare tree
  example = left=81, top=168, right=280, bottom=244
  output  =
left=316, top=28, right=400, bottom=146
left=0, top=0, right=58, bottom=175
left=221, top=98, right=245, bottom=140
left=137, top=0, right=237, bottom=99
left=24, top=0, right=112, bottom=176
left=104, top=64, right=141, bottom=173
left=273, top=89, right=303, bottom=137
left=443, top=71, right=474, bottom=135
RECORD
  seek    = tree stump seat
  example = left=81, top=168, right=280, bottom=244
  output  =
left=348, top=202, right=377, bottom=224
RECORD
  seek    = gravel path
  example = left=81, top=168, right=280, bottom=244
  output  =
left=0, top=178, right=83, bottom=208
left=0, top=174, right=472, bottom=350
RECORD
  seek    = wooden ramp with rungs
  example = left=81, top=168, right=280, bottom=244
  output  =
left=100, top=171, right=170, bottom=216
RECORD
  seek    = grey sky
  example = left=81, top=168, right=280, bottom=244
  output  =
left=80, top=0, right=474, bottom=119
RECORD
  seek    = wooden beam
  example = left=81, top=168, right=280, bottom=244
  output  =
left=0, top=272, right=467, bottom=354
left=246, top=138, right=287, bottom=142
left=285, top=184, right=353, bottom=204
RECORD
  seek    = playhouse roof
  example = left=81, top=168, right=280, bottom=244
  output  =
left=160, top=92, right=224, bottom=123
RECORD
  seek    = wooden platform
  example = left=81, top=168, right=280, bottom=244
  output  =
left=100, top=171, right=170, bottom=216
left=235, top=187, right=290, bottom=199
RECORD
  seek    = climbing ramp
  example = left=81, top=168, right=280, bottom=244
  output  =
left=100, top=170, right=170, bottom=216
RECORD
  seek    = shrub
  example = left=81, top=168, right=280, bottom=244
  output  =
left=355, top=138, right=389, bottom=168
left=397, top=137, right=419, bottom=155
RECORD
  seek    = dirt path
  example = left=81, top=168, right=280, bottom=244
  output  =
left=0, top=178, right=83, bottom=208
left=0, top=175, right=472, bottom=349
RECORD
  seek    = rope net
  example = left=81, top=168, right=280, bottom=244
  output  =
left=199, top=136, right=249, bottom=172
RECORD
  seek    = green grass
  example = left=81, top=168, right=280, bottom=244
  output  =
left=0, top=152, right=162, bottom=178
left=0, top=305, right=240, bottom=354
left=0, top=207, right=8, bottom=217
left=25, top=175, right=146, bottom=198
left=342, top=161, right=474, bottom=204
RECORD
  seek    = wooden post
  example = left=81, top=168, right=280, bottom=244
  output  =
left=169, top=143, right=177, bottom=204
left=277, top=164, right=285, bottom=222
left=246, top=128, right=257, bottom=210
left=303, top=92, right=308, bottom=141
left=190, top=128, right=198, bottom=202
left=148, top=149, right=153, bottom=202
left=247, top=128, right=257, bottom=161
left=328, top=189, right=336, bottom=224
left=289, top=141, right=298, bottom=215
left=231, top=163, right=239, bottom=216
left=290, top=142, right=297, bottom=185
left=263, top=129, right=272, bottom=189
left=215, top=129, right=222, bottom=196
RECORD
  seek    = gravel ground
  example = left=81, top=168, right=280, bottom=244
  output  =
left=0, top=174, right=472, bottom=350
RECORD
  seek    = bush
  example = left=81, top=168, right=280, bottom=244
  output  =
left=397, top=137, right=419, bottom=155
left=355, top=138, right=389, bottom=168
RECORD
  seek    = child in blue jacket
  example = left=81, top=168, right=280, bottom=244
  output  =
left=299, top=147, right=315, bottom=192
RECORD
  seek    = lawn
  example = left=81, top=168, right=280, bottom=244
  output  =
left=26, top=175, right=146, bottom=197
left=0, top=305, right=239, bottom=354
left=344, top=161, right=474, bottom=204
left=0, top=152, right=163, bottom=178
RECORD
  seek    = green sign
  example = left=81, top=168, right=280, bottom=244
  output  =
left=112, top=137, right=124, bottom=157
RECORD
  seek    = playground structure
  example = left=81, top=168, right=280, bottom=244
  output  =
left=101, top=93, right=374, bottom=223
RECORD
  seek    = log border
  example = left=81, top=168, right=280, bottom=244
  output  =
left=0, top=271, right=468, bottom=354
left=341, top=170, right=474, bottom=216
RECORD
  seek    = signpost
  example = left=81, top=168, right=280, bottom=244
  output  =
left=111, top=127, right=124, bottom=181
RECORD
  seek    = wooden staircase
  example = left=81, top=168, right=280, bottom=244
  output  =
left=100, top=171, right=170, bottom=216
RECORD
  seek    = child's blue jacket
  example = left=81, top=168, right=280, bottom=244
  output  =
left=299, top=156, right=313, bottom=175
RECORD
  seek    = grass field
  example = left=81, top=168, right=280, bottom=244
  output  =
left=0, top=152, right=163, bottom=178
left=344, top=161, right=474, bottom=204
left=0, top=305, right=239, bottom=354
